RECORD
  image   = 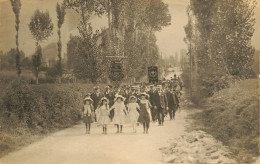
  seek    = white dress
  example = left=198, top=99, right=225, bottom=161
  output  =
left=111, top=102, right=127, bottom=125
left=96, top=105, right=110, bottom=125
left=127, top=103, right=140, bottom=124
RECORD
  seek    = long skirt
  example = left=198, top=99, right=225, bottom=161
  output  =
left=127, top=110, right=139, bottom=124
left=98, top=115, right=111, bottom=125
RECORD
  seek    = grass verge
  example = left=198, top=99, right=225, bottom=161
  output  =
left=190, top=79, right=259, bottom=163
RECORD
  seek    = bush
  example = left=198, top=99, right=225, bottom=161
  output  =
left=0, top=80, right=105, bottom=157
left=193, top=79, right=259, bottom=163
left=1, top=80, right=46, bottom=130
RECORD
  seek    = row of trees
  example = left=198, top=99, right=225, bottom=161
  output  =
left=183, top=0, right=257, bottom=102
left=9, top=0, right=66, bottom=84
left=8, top=0, right=171, bottom=84
left=64, top=0, right=171, bottom=83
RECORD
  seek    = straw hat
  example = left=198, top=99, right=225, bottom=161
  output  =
left=129, top=95, right=138, bottom=102
left=99, top=97, right=110, bottom=104
left=114, top=95, right=126, bottom=102
left=140, top=92, right=150, bottom=99
left=83, top=97, right=93, bottom=103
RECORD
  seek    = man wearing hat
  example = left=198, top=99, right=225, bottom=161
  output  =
left=91, top=86, right=104, bottom=121
left=153, top=85, right=168, bottom=126
left=166, top=86, right=179, bottom=120
left=104, top=85, right=115, bottom=121
left=148, top=85, right=156, bottom=122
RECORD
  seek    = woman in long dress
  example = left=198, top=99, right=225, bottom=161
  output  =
left=127, top=96, right=140, bottom=133
left=96, top=97, right=111, bottom=134
left=109, top=95, right=127, bottom=133
left=138, top=93, right=152, bottom=134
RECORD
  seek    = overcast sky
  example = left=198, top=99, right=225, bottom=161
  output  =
left=0, top=0, right=259, bottom=58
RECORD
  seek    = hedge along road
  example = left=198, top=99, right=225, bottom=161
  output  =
left=0, top=111, right=187, bottom=164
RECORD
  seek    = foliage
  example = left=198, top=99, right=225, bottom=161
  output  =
left=10, top=0, right=22, bottom=76
left=192, top=79, right=260, bottom=163
left=65, top=0, right=171, bottom=83
left=31, top=46, right=42, bottom=84
left=29, top=9, right=53, bottom=84
left=143, top=0, right=171, bottom=31
left=66, top=32, right=103, bottom=82
left=0, top=49, right=26, bottom=70
left=183, top=0, right=257, bottom=102
left=28, top=10, right=54, bottom=44
left=252, top=50, right=259, bottom=75
left=0, top=81, right=105, bottom=157
left=56, top=3, right=66, bottom=77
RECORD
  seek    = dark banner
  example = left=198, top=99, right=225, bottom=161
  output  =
left=148, top=66, right=158, bottom=84
left=109, top=61, right=124, bottom=81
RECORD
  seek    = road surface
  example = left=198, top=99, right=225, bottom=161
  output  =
left=0, top=111, right=187, bottom=164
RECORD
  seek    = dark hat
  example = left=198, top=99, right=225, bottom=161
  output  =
left=94, top=86, right=100, bottom=90
left=85, top=93, right=91, bottom=97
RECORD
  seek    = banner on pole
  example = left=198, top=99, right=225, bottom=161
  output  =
left=109, top=61, right=124, bottom=81
left=148, top=66, right=158, bottom=84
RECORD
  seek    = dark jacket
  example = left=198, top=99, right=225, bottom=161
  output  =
left=153, top=91, right=168, bottom=109
left=166, top=91, right=178, bottom=109
left=148, top=90, right=155, bottom=107
left=105, top=91, right=115, bottom=107
left=91, top=92, right=103, bottom=110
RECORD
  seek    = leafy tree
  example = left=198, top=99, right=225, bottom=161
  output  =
left=184, top=0, right=257, bottom=102
left=0, top=49, right=25, bottom=70
left=56, top=3, right=66, bottom=82
left=28, top=9, right=53, bottom=84
left=10, top=0, right=22, bottom=76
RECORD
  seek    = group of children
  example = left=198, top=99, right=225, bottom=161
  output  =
left=82, top=92, right=152, bottom=134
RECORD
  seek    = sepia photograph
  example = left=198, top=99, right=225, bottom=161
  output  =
left=0, top=0, right=259, bottom=163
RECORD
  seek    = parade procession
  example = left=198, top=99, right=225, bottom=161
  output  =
left=1, top=0, right=259, bottom=163
left=82, top=74, right=183, bottom=135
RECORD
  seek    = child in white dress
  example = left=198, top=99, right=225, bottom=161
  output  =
left=127, top=96, right=140, bottom=133
left=109, top=95, right=127, bottom=133
left=96, top=97, right=110, bottom=134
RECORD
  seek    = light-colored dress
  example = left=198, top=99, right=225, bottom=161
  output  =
left=127, top=103, right=140, bottom=124
left=111, top=102, right=127, bottom=125
left=96, top=105, right=110, bottom=125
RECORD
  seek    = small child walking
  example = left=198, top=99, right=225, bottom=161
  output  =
left=82, top=96, right=94, bottom=134
left=127, top=96, right=140, bottom=133
left=109, top=95, right=127, bottom=133
left=138, top=93, right=152, bottom=134
left=96, top=97, right=111, bottom=135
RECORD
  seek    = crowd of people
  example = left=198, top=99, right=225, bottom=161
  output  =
left=82, top=74, right=183, bottom=134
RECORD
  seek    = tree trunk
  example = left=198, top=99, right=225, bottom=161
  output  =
left=108, top=0, right=111, bottom=32
left=16, top=24, right=21, bottom=76
left=36, top=75, right=39, bottom=85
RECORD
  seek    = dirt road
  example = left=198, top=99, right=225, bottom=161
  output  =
left=0, top=111, right=187, bottom=164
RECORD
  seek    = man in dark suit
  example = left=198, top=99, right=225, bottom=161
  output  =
left=153, top=86, right=168, bottom=126
left=166, top=86, right=179, bottom=120
left=91, top=86, right=103, bottom=121
left=104, top=85, right=115, bottom=121
left=148, top=85, right=156, bottom=122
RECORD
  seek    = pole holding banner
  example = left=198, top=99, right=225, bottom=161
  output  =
left=148, top=66, right=158, bottom=84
